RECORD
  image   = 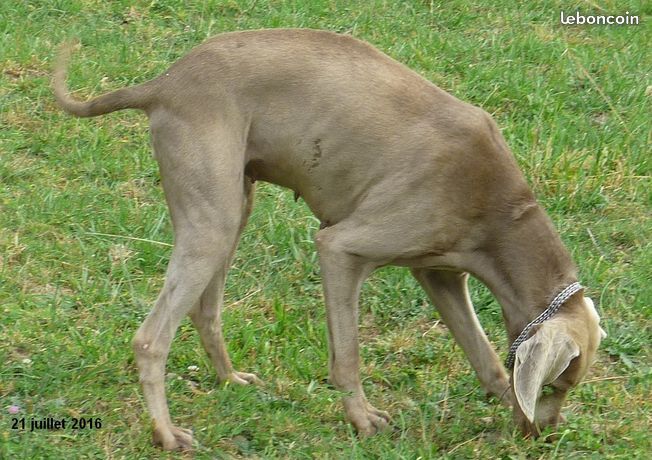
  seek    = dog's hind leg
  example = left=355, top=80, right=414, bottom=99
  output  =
left=132, top=117, right=247, bottom=450
left=411, top=269, right=511, bottom=405
left=189, top=178, right=262, bottom=386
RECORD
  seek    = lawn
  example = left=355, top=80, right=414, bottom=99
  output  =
left=1, top=1, right=650, bottom=458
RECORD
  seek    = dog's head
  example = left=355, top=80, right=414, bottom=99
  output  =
left=511, top=296, right=606, bottom=436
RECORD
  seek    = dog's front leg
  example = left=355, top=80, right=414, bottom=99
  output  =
left=316, top=228, right=390, bottom=436
left=411, top=269, right=511, bottom=405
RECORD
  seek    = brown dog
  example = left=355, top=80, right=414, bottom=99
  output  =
left=54, top=29, right=605, bottom=450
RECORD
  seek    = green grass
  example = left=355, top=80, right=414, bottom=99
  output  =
left=1, top=0, right=650, bottom=458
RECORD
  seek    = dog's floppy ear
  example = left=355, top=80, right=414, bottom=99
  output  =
left=513, top=324, right=580, bottom=422
left=584, top=296, right=607, bottom=339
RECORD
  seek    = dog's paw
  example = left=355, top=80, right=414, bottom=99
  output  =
left=227, top=371, right=263, bottom=386
left=344, top=397, right=391, bottom=437
left=485, top=382, right=513, bottom=408
left=152, top=423, right=193, bottom=451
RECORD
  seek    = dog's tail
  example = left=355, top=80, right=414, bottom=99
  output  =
left=54, top=41, right=156, bottom=117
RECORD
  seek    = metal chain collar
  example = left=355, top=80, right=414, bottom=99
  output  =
left=505, top=282, right=583, bottom=369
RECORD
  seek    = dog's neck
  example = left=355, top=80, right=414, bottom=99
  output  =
left=470, top=204, right=578, bottom=342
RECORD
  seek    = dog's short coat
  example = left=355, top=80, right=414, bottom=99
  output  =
left=54, top=29, right=605, bottom=450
